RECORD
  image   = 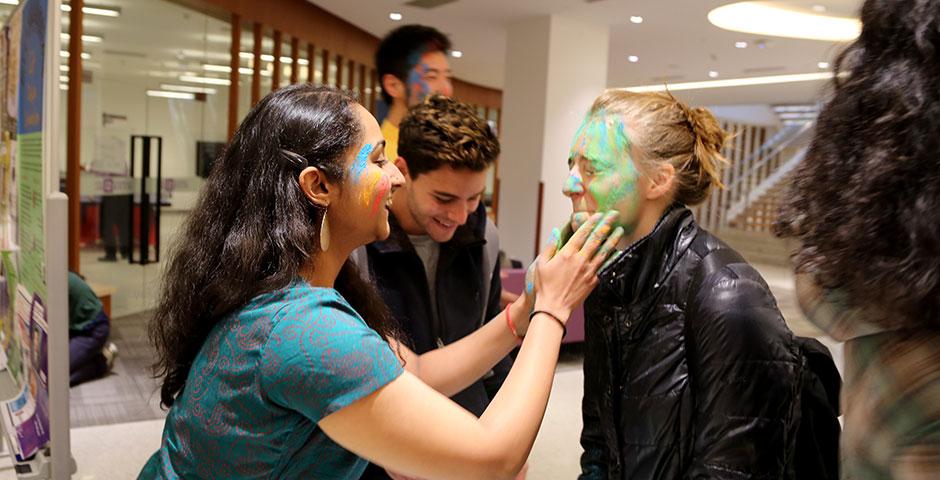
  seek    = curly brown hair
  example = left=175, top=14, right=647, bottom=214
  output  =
left=775, top=0, right=940, bottom=329
left=398, top=94, right=500, bottom=179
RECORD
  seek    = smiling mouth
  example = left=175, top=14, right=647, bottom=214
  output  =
left=433, top=218, right=456, bottom=229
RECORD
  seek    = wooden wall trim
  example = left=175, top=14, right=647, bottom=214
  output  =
left=452, top=78, right=502, bottom=109
left=335, top=54, right=343, bottom=88
left=357, top=64, right=366, bottom=101
left=251, top=22, right=262, bottom=105
left=67, top=0, right=84, bottom=272
left=369, top=68, right=377, bottom=112
left=290, top=36, right=299, bottom=84
left=272, top=30, right=283, bottom=90
left=307, top=43, right=315, bottom=83
left=227, top=13, right=241, bottom=139
left=170, top=0, right=380, bottom=67
left=321, top=48, right=330, bottom=86
left=169, top=0, right=503, bottom=110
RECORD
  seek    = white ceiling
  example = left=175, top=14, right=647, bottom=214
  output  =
left=309, top=0, right=863, bottom=105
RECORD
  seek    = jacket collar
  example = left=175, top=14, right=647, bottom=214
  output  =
left=599, top=203, right=698, bottom=299
left=371, top=202, right=488, bottom=254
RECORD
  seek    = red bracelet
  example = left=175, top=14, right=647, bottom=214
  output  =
left=506, top=305, right=524, bottom=340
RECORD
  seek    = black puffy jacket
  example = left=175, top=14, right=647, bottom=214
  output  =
left=579, top=205, right=803, bottom=480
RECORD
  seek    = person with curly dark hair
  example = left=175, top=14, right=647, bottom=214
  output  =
left=351, top=94, right=522, bottom=479
left=566, top=90, right=804, bottom=479
left=775, top=0, right=940, bottom=478
left=138, top=84, right=621, bottom=479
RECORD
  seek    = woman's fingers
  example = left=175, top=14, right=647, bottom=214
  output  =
left=560, top=213, right=603, bottom=254
left=579, top=211, right=618, bottom=259
left=591, top=226, right=624, bottom=270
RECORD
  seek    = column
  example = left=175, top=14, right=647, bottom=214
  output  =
left=498, top=15, right=609, bottom=263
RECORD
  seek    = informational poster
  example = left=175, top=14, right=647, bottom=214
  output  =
left=0, top=0, right=49, bottom=462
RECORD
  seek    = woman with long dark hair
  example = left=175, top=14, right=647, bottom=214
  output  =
left=138, top=84, right=620, bottom=479
left=776, top=0, right=940, bottom=477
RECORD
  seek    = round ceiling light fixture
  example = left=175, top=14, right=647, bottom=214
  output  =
left=630, top=16, right=643, bottom=24
left=627, top=55, right=639, bottom=63
left=389, top=12, right=403, bottom=21
left=708, top=2, right=860, bottom=42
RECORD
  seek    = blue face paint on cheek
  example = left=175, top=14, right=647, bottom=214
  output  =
left=350, top=144, right=374, bottom=182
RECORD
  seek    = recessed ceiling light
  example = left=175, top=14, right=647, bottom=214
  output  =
left=623, top=71, right=839, bottom=93
left=630, top=16, right=643, bottom=24
left=812, top=5, right=827, bottom=12
left=203, top=64, right=231, bottom=72
left=708, top=70, right=720, bottom=78
left=160, top=84, right=217, bottom=95
left=146, top=90, right=196, bottom=100
left=817, top=61, right=830, bottom=69
left=60, top=51, right=91, bottom=60
left=59, top=75, right=69, bottom=83
left=628, top=55, right=639, bottom=63
left=451, top=50, right=463, bottom=58
left=179, top=75, right=231, bottom=86
left=708, top=2, right=860, bottom=42
left=735, top=41, right=748, bottom=48
left=61, top=33, right=104, bottom=43
left=389, top=12, right=403, bottom=21
left=60, top=4, right=121, bottom=18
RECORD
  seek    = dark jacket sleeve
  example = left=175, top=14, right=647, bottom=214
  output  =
left=579, top=317, right=608, bottom=479
left=482, top=262, right=513, bottom=399
left=684, top=268, right=801, bottom=479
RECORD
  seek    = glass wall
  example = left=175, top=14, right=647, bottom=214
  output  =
left=57, top=0, right=231, bottom=317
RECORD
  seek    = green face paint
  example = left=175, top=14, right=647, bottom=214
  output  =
left=568, top=112, right=642, bottom=234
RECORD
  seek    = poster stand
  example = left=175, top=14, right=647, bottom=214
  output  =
left=0, top=0, right=72, bottom=478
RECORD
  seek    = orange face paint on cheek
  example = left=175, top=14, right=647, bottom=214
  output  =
left=371, top=176, right=391, bottom=216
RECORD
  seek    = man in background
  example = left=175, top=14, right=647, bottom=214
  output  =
left=375, top=24, right=454, bottom=162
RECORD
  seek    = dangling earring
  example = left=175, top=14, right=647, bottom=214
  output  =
left=319, top=209, right=331, bottom=252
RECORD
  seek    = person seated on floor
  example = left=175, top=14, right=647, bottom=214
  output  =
left=69, top=271, right=117, bottom=386
left=564, top=90, right=804, bottom=479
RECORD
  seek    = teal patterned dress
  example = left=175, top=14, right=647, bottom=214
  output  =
left=138, top=281, right=403, bottom=479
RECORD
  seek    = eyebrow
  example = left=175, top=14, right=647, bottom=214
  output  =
left=433, top=188, right=485, bottom=200
left=423, top=67, right=452, bottom=75
left=371, top=140, right=387, bottom=158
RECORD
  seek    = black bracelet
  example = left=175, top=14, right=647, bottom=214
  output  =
left=528, top=310, right=567, bottom=338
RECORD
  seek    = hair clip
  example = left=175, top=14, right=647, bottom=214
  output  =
left=279, top=149, right=309, bottom=169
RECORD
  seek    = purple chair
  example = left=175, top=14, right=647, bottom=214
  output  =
left=501, top=268, right=585, bottom=344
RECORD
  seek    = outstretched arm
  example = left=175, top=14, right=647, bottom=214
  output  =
left=321, top=212, right=623, bottom=480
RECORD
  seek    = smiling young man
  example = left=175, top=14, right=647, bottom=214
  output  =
left=375, top=24, right=454, bottom=162
left=354, top=95, right=509, bottom=479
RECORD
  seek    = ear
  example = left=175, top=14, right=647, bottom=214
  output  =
left=393, top=156, right=411, bottom=181
left=297, top=166, right=336, bottom=208
left=381, top=73, right=406, bottom=101
left=645, top=162, right=676, bottom=201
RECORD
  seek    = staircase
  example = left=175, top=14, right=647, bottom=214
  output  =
left=689, top=117, right=816, bottom=266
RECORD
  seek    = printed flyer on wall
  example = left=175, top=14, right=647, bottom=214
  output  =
left=0, top=0, right=50, bottom=462
left=0, top=285, right=48, bottom=460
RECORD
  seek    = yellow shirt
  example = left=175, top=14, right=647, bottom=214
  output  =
left=380, top=119, right=399, bottom=161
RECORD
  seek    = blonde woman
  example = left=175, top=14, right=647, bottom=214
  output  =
left=563, top=90, right=803, bottom=479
